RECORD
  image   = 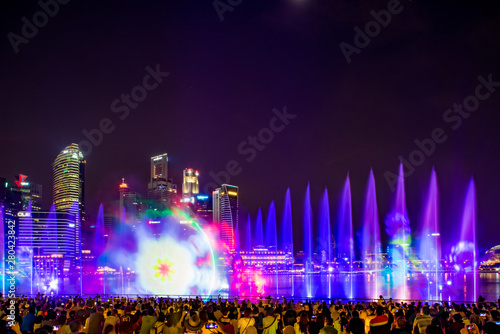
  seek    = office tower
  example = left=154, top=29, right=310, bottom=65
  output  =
left=148, top=153, right=177, bottom=208
left=213, top=189, right=220, bottom=224
left=29, top=183, right=42, bottom=211
left=0, top=177, right=7, bottom=204
left=17, top=210, right=77, bottom=271
left=213, top=184, right=238, bottom=252
left=195, top=194, right=212, bottom=223
left=182, top=168, right=199, bottom=202
left=53, top=143, right=85, bottom=217
left=5, top=174, right=43, bottom=212
left=52, top=143, right=84, bottom=271
left=151, top=153, right=168, bottom=180
left=119, top=178, right=145, bottom=224
left=104, top=215, right=116, bottom=241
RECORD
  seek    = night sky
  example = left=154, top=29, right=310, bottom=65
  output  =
left=1, top=0, right=500, bottom=253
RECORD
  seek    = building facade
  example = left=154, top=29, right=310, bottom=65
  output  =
left=182, top=168, right=199, bottom=201
left=238, top=247, right=293, bottom=271
left=4, top=174, right=42, bottom=212
left=148, top=153, right=177, bottom=209
left=119, top=178, right=145, bottom=224
left=213, top=184, right=238, bottom=253
left=195, top=194, right=212, bottom=223
left=17, top=210, right=79, bottom=273
left=52, top=143, right=85, bottom=217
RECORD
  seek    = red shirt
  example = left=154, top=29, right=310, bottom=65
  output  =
left=370, top=315, right=389, bottom=327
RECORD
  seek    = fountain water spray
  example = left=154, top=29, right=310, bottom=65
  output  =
left=281, top=188, right=294, bottom=296
left=385, top=162, right=411, bottom=300
left=362, top=169, right=381, bottom=298
left=318, top=188, right=332, bottom=298
left=419, top=168, right=441, bottom=300
left=337, top=175, right=354, bottom=298
left=304, top=183, right=313, bottom=297
left=265, top=201, right=279, bottom=294
left=255, top=208, right=264, bottom=248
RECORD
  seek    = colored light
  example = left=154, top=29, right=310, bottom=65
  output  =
left=49, top=278, right=57, bottom=290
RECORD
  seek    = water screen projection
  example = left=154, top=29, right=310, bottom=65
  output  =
left=0, top=163, right=490, bottom=301
left=94, top=206, right=222, bottom=296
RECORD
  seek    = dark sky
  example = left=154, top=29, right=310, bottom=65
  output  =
left=1, top=0, right=500, bottom=254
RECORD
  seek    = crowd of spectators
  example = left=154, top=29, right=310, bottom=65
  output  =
left=2, top=293, right=500, bottom=334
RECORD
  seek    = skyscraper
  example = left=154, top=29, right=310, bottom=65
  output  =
left=182, top=168, right=199, bottom=202
left=119, top=178, right=145, bottom=224
left=148, top=153, right=177, bottom=208
left=52, top=144, right=85, bottom=269
left=213, top=184, right=238, bottom=252
left=17, top=209, right=78, bottom=272
left=53, top=143, right=85, bottom=217
left=5, top=174, right=42, bottom=212
left=151, top=153, right=168, bottom=180
left=0, top=177, right=7, bottom=204
left=195, top=194, right=212, bottom=223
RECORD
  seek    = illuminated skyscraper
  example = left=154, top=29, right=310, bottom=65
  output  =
left=52, top=144, right=84, bottom=268
left=148, top=153, right=177, bottom=208
left=151, top=153, right=168, bottom=180
left=17, top=209, right=78, bottom=272
left=195, top=194, right=212, bottom=223
left=53, top=143, right=85, bottom=217
left=119, top=178, right=145, bottom=224
left=182, top=168, right=199, bottom=202
left=5, top=174, right=42, bottom=212
left=213, top=184, right=238, bottom=252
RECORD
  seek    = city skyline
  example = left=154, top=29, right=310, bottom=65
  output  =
left=0, top=144, right=493, bottom=256
left=1, top=1, right=500, bottom=253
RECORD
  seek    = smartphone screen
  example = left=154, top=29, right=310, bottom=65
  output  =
left=467, top=325, right=473, bottom=331
left=205, top=323, right=218, bottom=329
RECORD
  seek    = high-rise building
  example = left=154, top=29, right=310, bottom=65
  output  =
left=52, top=144, right=84, bottom=270
left=151, top=153, right=168, bottom=180
left=182, top=168, right=199, bottom=202
left=119, top=178, right=145, bottom=224
left=213, top=184, right=239, bottom=252
left=213, top=189, right=220, bottom=224
left=53, top=143, right=85, bottom=217
left=17, top=210, right=79, bottom=272
left=0, top=177, right=7, bottom=204
left=148, top=153, right=177, bottom=208
left=195, top=194, right=212, bottom=223
left=104, top=215, right=117, bottom=241
left=5, top=174, right=42, bottom=212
